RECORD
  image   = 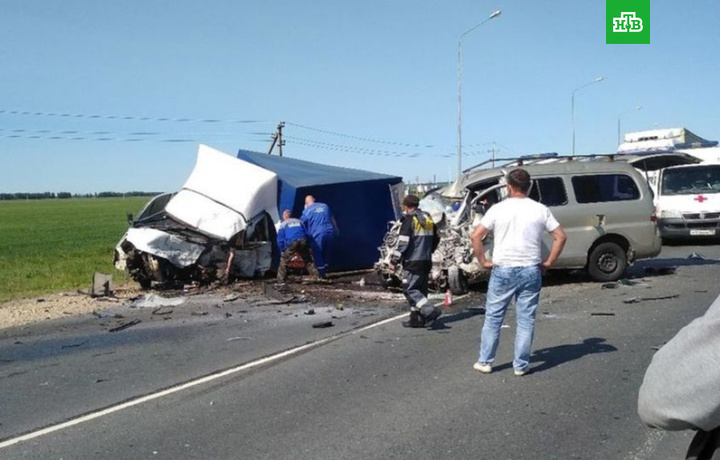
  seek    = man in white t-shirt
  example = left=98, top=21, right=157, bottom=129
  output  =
left=470, top=168, right=567, bottom=376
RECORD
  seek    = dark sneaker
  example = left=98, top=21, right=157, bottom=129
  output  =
left=402, top=311, right=426, bottom=328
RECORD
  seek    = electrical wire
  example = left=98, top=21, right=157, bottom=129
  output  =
left=1, top=108, right=514, bottom=158
left=0, top=109, right=268, bottom=124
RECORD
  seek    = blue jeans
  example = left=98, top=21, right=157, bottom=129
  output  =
left=478, top=265, right=542, bottom=371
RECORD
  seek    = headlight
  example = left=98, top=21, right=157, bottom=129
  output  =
left=659, top=209, right=682, bottom=218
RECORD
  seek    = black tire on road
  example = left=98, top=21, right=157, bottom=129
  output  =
left=448, top=265, right=469, bottom=295
left=587, top=242, right=627, bottom=282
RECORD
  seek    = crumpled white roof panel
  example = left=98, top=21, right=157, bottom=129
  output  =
left=165, top=144, right=278, bottom=240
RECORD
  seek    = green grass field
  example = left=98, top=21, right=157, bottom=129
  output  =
left=0, top=197, right=150, bottom=302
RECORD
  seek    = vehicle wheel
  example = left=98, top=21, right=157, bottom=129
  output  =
left=448, top=265, right=469, bottom=295
left=587, top=242, right=627, bottom=282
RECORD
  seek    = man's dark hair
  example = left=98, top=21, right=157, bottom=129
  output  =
left=506, top=168, right=532, bottom=193
left=403, top=194, right=420, bottom=208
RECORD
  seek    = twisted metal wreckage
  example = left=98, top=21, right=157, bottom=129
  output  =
left=114, top=145, right=276, bottom=288
left=375, top=184, right=496, bottom=296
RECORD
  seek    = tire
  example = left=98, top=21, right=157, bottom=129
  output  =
left=587, top=242, right=627, bottom=282
left=448, top=265, right=469, bottom=295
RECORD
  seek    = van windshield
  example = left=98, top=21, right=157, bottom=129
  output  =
left=661, top=166, right=720, bottom=196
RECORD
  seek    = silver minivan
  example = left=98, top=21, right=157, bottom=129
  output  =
left=376, top=154, right=662, bottom=294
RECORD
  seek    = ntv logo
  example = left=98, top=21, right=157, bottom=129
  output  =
left=612, top=12, right=643, bottom=32
left=606, top=0, right=649, bottom=44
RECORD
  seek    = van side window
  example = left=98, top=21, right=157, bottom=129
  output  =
left=528, top=178, right=568, bottom=207
left=572, top=174, right=641, bottom=203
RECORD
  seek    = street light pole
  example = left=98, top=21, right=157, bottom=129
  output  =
left=571, top=76, right=604, bottom=155
left=617, top=105, right=642, bottom=145
left=457, top=9, right=501, bottom=180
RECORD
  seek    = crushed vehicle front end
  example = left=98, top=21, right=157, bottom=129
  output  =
left=375, top=183, right=497, bottom=295
left=114, top=145, right=279, bottom=289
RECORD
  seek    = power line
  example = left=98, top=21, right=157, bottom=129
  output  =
left=287, top=138, right=421, bottom=158
left=285, top=121, right=439, bottom=149
left=0, top=108, right=515, bottom=155
left=0, top=109, right=269, bottom=124
left=284, top=135, right=426, bottom=157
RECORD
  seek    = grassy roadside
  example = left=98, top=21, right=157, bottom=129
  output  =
left=0, top=197, right=149, bottom=302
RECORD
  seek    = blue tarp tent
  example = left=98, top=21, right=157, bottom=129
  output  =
left=237, top=150, right=403, bottom=272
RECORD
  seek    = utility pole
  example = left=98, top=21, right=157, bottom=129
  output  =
left=488, top=142, right=497, bottom=168
left=268, top=121, right=286, bottom=156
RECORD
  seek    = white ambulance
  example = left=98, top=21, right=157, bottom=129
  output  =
left=618, top=127, right=720, bottom=240
left=655, top=163, right=720, bottom=239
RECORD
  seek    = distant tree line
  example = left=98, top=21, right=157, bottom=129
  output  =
left=0, top=191, right=162, bottom=201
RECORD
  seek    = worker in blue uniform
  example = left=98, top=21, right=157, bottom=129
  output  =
left=277, top=210, right=320, bottom=284
left=300, top=195, right=339, bottom=278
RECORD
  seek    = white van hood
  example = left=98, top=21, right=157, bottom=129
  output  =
left=165, top=144, right=279, bottom=241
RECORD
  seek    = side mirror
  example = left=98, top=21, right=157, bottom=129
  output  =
left=126, top=212, right=134, bottom=226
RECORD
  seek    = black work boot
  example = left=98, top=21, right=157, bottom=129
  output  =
left=402, top=311, right=426, bottom=328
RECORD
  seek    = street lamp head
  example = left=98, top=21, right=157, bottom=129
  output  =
left=595, top=77, right=604, bottom=82
left=489, top=10, right=502, bottom=19
left=636, top=105, right=643, bottom=110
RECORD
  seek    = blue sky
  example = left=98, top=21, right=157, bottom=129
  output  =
left=1, top=0, right=719, bottom=193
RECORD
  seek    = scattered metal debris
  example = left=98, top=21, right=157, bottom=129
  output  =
left=108, top=319, right=142, bottom=333
left=304, top=309, right=315, bottom=315
left=591, top=312, right=616, bottom=316
left=623, top=294, right=679, bottom=304
left=312, top=321, right=334, bottom=328
left=602, top=279, right=643, bottom=289
left=61, top=341, right=87, bottom=349
left=151, top=307, right=174, bottom=316
left=191, top=311, right=208, bottom=316
left=686, top=252, right=708, bottom=260
left=131, top=294, right=186, bottom=309
left=95, top=297, right=120, bottom=303
left=264, top=283, right=292, bottom=302
left=226, top=336, right=252, bottom=342
left=223, top=293, right=241, bottom=302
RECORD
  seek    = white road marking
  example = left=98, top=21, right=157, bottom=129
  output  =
left=0, top=311, right=409, bottom=450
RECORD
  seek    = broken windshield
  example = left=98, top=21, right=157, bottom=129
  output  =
left=661, top=165, right=720, bottom=196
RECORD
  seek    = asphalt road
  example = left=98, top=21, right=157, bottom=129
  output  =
left=2, top=242, right=720, bottom=459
